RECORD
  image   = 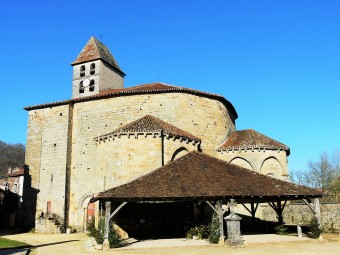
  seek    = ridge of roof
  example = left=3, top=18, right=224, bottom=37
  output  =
left=1, top=168, right=24, bottom=178
left=218, top=129, right=290, bottom=155
left=91, top=151, right=322, bottom=202
left=94, top=114, right=201, bottom=142
left=24, top=83, right=238, bottom=119
left=71, top=36, right=125, bottom=75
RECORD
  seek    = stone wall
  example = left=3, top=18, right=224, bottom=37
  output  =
left=216, top=149, right=288, bottom=179
left=25, top=105, right=70, bottom=223
left=69, top=92, right=232, bottom=227
left=262, top=203, right=340, bottom=231
left=72, top=60, right=124, bottom=98
left=26, top=91, right=235, bottom=230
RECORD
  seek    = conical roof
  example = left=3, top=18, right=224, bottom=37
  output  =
left=71, top=36, right=125, bottom=75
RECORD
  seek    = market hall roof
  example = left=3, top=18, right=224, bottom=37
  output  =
left=94, top=115, right=201, bottom=143
left=218, top=129, right=290, bottom=155
left=24, top=83, right=238, bottom=119
left=91, top=152, right=322, bottom=203
left=71, top=36, right=125, bottom=76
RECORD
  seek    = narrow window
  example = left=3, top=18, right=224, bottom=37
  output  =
left=89, top=80, right=95, bottom=92
left=13, top=183, right=18, bottom=193
left=80, top=65, right=85, bottom=77
left=90, top=63, right=95, bottom=75
left=79, top=81, right=84, bottom=93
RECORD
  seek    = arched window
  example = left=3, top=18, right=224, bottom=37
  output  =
left=90, top=63, right=95, bottom=75
left=89, top=80, right=95, bottom=92
left=80, top=65, right=85, bottom=77
left=79, top=81, right=84, bottom=93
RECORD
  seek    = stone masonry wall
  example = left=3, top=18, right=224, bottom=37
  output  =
left=216, top=149, right=288, bottom=179
left=95, top=135, right=163, bottom=190
left=99, top=61, right=124, bottom=91
left=25, top=105, right=70, bottom=224
left=67, top=92, right=234, bottom=227
left=262, top=203, right=340, bottom=231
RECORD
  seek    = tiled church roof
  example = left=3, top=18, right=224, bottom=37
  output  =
left=24, top=83, right=238, bottom=119
left=218, top=129, right=290, bottom=155
left=94, top=115, right=201, bottom=142
left=71, top=36, right=125, bottom=75
left=91, top=152, right=322, bottom=202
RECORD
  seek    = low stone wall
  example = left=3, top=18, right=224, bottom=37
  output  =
left=262, top=203, right=340, bottom=232
left=35, top=218, right=63, bottom=233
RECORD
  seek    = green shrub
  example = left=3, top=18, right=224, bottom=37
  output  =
left=307, top=217, right=323, bottom=239
left=275, top=224, right=289, bottom=235
left=108, top=223, right=122, bottom=248
left=94, top=218, right=105, bottom=244
left=208, top=213, right=220, bottom=244
left=87, top=218, right=98, bottom=239
left=185, top=225, right=209, bottom=240
left=87, top=217, right=122, bottom=247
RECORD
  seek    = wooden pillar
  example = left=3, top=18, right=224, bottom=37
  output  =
left=103, top=201, right=111, bottom=250
left=241, top=202, right=259, bottom=223
left=303, top=198, right=322, bottom=230
left=277, top=201, right=283, bottom=225
left=216, top=200, right=224, bottom=245
left=268, top=200, right=287, bottom=225
left=313, top=198, right=321, bottom=229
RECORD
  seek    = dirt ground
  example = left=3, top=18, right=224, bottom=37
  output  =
left=1, top=232, right=340, bottom=255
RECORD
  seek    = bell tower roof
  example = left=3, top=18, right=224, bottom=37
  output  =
left=71, top=36, right=125, bottom=76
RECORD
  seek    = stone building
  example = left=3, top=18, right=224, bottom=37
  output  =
left=0, top=168, right=25, bottom=228
left=24, top=37, right=293, bottom=233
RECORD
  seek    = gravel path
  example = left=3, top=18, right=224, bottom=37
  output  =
left=1, top=232, right=339, bottom=255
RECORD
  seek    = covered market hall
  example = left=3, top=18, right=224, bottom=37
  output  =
left=90, top=152, right=324, bottom=248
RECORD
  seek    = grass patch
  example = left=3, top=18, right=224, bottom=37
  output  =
left=0, top=237, right=31, bottom=249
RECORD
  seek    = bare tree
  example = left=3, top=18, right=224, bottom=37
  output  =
left=290, top=151, right=340, bottom=202
left=0, top=140, right=25, bottom=175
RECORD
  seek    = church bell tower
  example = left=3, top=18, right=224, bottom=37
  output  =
left=71, top=36, right=126, bottom=99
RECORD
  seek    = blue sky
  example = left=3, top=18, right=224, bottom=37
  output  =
left=1, top=0, right=339, bottom=172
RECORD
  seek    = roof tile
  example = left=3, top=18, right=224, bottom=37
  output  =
left=24, top=83, right=238, bottom=120
left=71, top=36, right=125, bottom=75
left=92, top=152, right=322, bottom=202
left=95, top=115, right=201, bottom=142
left=218, top=129, right=290, bottom=155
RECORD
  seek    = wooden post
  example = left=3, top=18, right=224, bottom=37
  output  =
left=277, top=201, right=283, bottom=225
left=313, top=198, right=321, bottom=229
left=103, top=201, right=111, bottom=250
left=216, top=200, right=224, bottom=245
left=268, top=200, right=287, bottom=225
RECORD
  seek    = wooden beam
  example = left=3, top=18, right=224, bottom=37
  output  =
left=110, top=202, right=128, bottom=220
left=103, top=201, right=128, bottom=250
left=303, top=199, right=316, bottom=214
left=241, top=203, right=252, bottom=215
left=241, top=202, right=259, bottom=221
left=206, top=201, right=218, bottom=214
left=268, top=201, right=286, bottom=224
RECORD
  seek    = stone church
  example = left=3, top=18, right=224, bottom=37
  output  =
left=24, top=37, right=291, bottom=233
